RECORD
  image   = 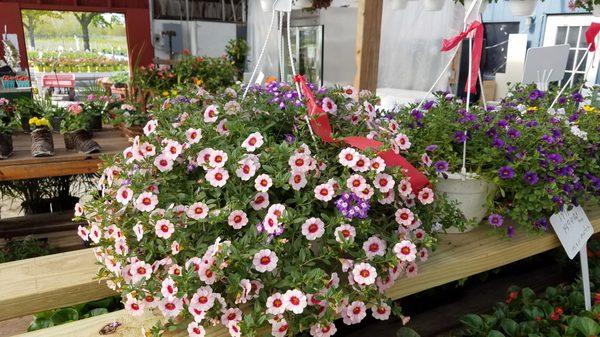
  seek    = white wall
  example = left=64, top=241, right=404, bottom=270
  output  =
left=319, top=7, right=357, bottom=86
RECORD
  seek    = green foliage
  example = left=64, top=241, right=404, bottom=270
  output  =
left=225, top=38, right=249, bottom=80
left=0, top=236, right=52, bottom=263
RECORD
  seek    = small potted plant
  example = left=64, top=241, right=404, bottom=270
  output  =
left=61, top=104, right=101, bottom=154
left=0, top=98, right=17, bottom=159
left=29, top=116, right=54, bottom=157
left=110, top=102, right=148, bottom=138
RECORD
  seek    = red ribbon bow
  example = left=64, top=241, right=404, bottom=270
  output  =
left=586, top=22, right=600, bottom=52
left=295, top=75, right=430, bottom=193
left=441, top=21, right=484, bottom=94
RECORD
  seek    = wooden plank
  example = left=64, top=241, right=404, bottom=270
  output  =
left=0, top=249, right=114, bottom=321
left=353, top=0, right=383, bottom=92
left=8, top=208, right=600, bottom=336
left=0, top=211, right=81, bottom=237
left=0, top=129, right=129, bottom=181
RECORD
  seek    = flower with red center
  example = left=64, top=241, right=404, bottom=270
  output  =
left=289, top=171, right=308, bottom=190
left=301, top=217, right=325, bottom=241
left=161, top=277, right=178, bottom=299
left=197, top=263, right=216, bottom=285
left=125, top=295, right=145, bottom=317
left=394, top=133, right=411, bottom=150
left=271, top=319, right=289, bottom=337
left=139, top=142, right=156, bottom=157
left=309, top=322, right=337, bottom=337
left=283, top=289, right=307, bottom=314
left=216, top=119, right=229, bottom=135
left=130, top=260, right=152, bottom=283
left=334, top=224, right=356, bottom=243
left=162, top=140, right=183, bottom=160
left=220, top=307, right=243, bottom=326
left=352, top=155, right=371, bottom=173
left=352, top=262, right=377, bottom=285
left=288, top=153, right=311, bottom=172
left=373, top=173, right=395, bottom=193
left=417, top=187, right=435, bottom=205
left=393, top=240, right=417, bottom=262
left=267, top=204, right=286, bottom=219
left=362, top=236, right=387, bottom=259
left=346, top=174, right=367, bottom=193
left=266, top=292, right=286, bottom=315
left=205, top=167, right=229, bottom=187
left=203, top=105, right=219, bottom=123
left=187, top=202, right=209, bottom=220
left=343, top=85, right=357, bottom=99
left=143, top=120, right=158, bottom=136
left=345, top=301, right=367, bottom=324
left=250, top=192, right=270, bottom=210
left=235, top=158, right=257, bottom=181
left=227, top=210, right=248, bottom=229
left=116, top=186, right=133, bottom=205
left=254, top=174, right=273, bottom=192
left=321, top=97, right=337, bottom=114
left=405, top=262, right=418, bottom=277
left=88, top=225, right=101, bottom=243
left=314, top=183, right=334, bottom=202
left=77, top=225, right=89, bottom=241
left=371, top=302, right=391, bottom=320
left=187, top=322, right=206, bottom=337
left=155, top=219, right=174, bottom=239
left=153, top=153, right=174, bottom=172
left=135, top=192, right=158, bottom=212
left=370, top=157, right=386, bottom=173
left=395, top=208, right=414, bottom=227
left=397, top=179, right=413, bottom=197
left=208, top=150, right=228, bottom=168
left=252, top=249, right=278, bottom=273
left=241, top=132, right=264, bottom=152
left=186, top=128, right=202, bottom=144
left=338, top=148, right=359, bottom=167
left=262, top=214, right=281, bottom=234
left=190, top=286, right=215, bottom=312
left=419, top=248, right=429, bottom=262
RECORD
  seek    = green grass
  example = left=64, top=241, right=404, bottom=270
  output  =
left=28, top=36, right=128, bottom=56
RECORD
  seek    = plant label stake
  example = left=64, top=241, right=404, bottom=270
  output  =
left=550, top=206, right=594, bottom=310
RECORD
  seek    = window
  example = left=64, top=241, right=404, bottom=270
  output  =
left=482, top=22, right=520, bottom=78
left=543, top=15, right=598, bottom=87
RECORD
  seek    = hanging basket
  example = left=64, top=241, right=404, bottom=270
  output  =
left=31, top=128, right=55, bottom=157
left=63, top=130, right=101, bottom=154
left=435, top=172, right=497, bottom=233
left=0, top=133, right=14, bottom=159
left=508, top=0, right=537, bottom=16
left=423, top=0, right=444, bottom=11
left=391, top=0, right=408, bottom=10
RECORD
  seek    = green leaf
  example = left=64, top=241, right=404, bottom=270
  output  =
left=50, top=308, right=79, bottom=325
left=86, top=308, right=109, bottom=317
left=487, top=330, right=505, bottom=337
left=28, top=317, right=54, bottom=332
left=571, top=316, right=600, bottom=336
left=500, top=319, right=519, bottom=336
left=461, top=314, right=484, bottom=331
left=396, top=327, right=421, bottom=337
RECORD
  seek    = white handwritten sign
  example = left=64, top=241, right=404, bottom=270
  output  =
left=550, top=206, right=593, bottom=260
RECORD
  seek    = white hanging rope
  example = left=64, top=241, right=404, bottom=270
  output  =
left=460, top=35, right=473, bottom=178
left=549, top=46, right=592, bottom=110
left=286, top=11, right=302, bottom=98
left=242, top=0, right=280, bottom=100
left=278, top=11, right=284, bottom=81
left=416, top=48, right=459, bottom=111
left=478, top=69, right=487, bottom=108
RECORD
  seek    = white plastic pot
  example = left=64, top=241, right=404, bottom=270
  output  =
left=423, top=0, right=444, bottom=11
left=391, top=0, right=408, bottom=10
left=435, top=172, right=497, bottom=233
left=260, top=0, right=272, bottom=12
left=464, top=0, right=487, bottom=14
left=593, top=4, right=600, bottom=17
left=508, top=0, right=537, bottom=17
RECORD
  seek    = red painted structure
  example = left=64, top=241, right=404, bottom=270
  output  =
left=0, top=0, right=154, bottom=71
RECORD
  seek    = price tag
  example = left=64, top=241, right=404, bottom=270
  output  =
left=550, top=205, right=593, bottom=310
left=550, top=205, right=593, bottom=260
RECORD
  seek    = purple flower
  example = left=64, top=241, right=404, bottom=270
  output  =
left=411, top=109, right=424, bottom=120
left=548, top=153, right=563, bottom=164
left=526, top=120, right=538, bottom=128
left=498, top=166, right=515, bottom=180
left=488, top=214, right=504, bottom=227
left=453, top=130, right=467, bottom=143
left=558, top=96, right=567, bottom=105
left=335, top=193, right=370, bottom=220
left=434, top=160, right=449, bottom=173
left=506, top=225, right=515, bottom=238
left=284, top=134, right=296, bottom=144
left=528, top=89, right=544, bottom=101
left=572, top=92, right=583, bottom=102
left=497, top=119, right=508, bottom=128
left=492, top=137, right=505, bottom=149
left=422, top=100, right=435, bottom=110
left=523, top=171, right=538, bottom=185
left=425, top=144, right=438, bottom=152
left=507, top=129, right=521, bottom=139
left=541, top=134, right=554, bottom=144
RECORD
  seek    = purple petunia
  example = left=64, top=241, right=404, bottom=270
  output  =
left=572, top=92, right=583, bottom=102
left=453, top=130, right=467, bottom=143
left=506, top=225, right=515, bottom=238
left=425, top=144, right=438, bottom=152
left=523, top=171, right=539, bottom=185
left=507, top=129, right=521, bottom=139
left=488, top=214, right=504, bottom=227
left=498, top=166, right=515, bottom=180
left=492, top=137, right=505, bottom=149
left=335, top=192, right=370, bottom=220
left=434, top=160, right=449, bottom=173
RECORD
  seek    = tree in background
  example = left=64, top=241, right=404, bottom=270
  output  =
left=73, top=13, right=119, bottom=51
left=22, top=10, right=63, bottom=49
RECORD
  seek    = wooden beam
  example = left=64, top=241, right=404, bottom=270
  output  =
left=8, top=208, right=600, bottom=336
left=353, top=0, right=383, bottom=92
left=0, top=248, right=115, bottom=321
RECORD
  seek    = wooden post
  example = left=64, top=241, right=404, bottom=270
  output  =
left=353, top=0, right=383, bottom=92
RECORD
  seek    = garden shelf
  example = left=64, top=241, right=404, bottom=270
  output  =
left=0, top=129, right=130, bottom=181
left=3, top=207, right=599, bottom=336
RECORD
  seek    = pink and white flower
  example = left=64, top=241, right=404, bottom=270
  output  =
left=198, top=264, right=217, bottom=285
left=321, top=97, right=337, bottom=114
left=171, top=241, right=181, bottom=255
left=405, top=262, right=418, bottom=277
left=196, top=148, right=213, bottom=167
left=417, top=187, right=435, bottom=205
left=139, top=142, right=156, bottom=157
left=130, top=260, right=152, bottom=283
left=163, top=140, right=183, bottom=160
left=338, top=148, right=359, bottom=167
left=342, top=85, right=357, bottom=100
left=271, top=319, right=289, bottom=337
left=358, top=185, right=374, bottom=200
left=116, top=186, right=133, bottom=205
left=216, top=119, right=229, bottom=135
left=77, top=225, right=89, bottom=241
left=346, top=174, right=367, bottom=193
left=191, top=286, right=215, bottom=312
left=393, top=240, right=417, bottom=262
left=421, top=153, right=432, bottom=166
left=161, top=277, right=178, bottom=299
left=267, top=204, right=286, bottom=218
left=187, top=202, right=209, bottom=220
left=419, top=247, right=429, bottom=262
left=313, top=183, right=334, bottom=202
left=154, top=154, right=174, bottom=172
left=288, top=153, right=311, bottom=172
left=125, top=295, right=145, bottom=316
left=254, top=174, right=273, bottom=192
left=204, top=105, right=219, bottom=123
left=155, top=219, right=174, bottom=239
left=262, top=214, right=281, bottom=234
left=371, top=302, right=391, bottom=320
left=352, top=262, right=377, bottom=285
left=283, top=289, right=307, bottom=314
left=395, top=208, right=414, bottom=227
left=352, top=155, right=370, bottom=172
left=143, top=120, right=158, bottom=136
left=266, top=292, right=286, bottom=315
left=227, top=210, right=248, bottom=229
left=301, top=217, right=325, bottom=241
left=362, top=236, right=387, bottom=259
left=133, top=223, right=144, bottom=241
left=187, top=322, right=206, bottom=337
left=208, top=150, right=228, bottom=168
left=373, top=173, right=395, bottom=193
left=206, top=168, right=229, bottom=187
left=345, top=301, right=367, bottom=324
left=241, top=132, right=264, bottom=152
left=159, top=297, right=183, bottom=317
left=309, top=322, right=337, bottom=337
left=89, top=225, right=101, bottom=243
left=74, top=202, right=84, bottom=216
left=394, top=133, right=411, bottom=150
left=289, top=171, right=307, bottom=190
left=186, top=128, right=202, bottom=144
left=135, top=192, right=158, bottom=212
left=227, top=321, right=242, bottom=337
left=235, top=158, right=257, bottom=181
left=252, top=249, right=278, bottom=273
left=221, top=308, right=243, bottom=326
left=397, top=179, right=413, bottom=197
left=250, top=192, right=269, bottom=210
left=334, top=224, right=356, bottom=243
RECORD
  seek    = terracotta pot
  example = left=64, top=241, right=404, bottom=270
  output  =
left=0, top=133, right=13, bottom=159
left=31, top=128, right=55, bottom=157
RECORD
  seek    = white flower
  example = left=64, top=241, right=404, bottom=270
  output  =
left=250, top=192, right=269, bottom=210
left=352, top=155, right=371, bottom=172
left=74, top=202, right=84, bottom=216
left=216, top=119, right=229, bottom=135
left=130, top=260, right=152, bottom=283
left=139, top=142, right=156, bottom=157
left=394, top=133, right=411, bottom=150
left=135, top=192, right=158, bottom=212
left=346, top=174, right=367, bottom=193
left=271, top=319, right=289, bottom=337
left=221, top=307, right=243, bottom=326
left=204, top=105, right=219, bottom=123
left=267, top=204, right=286, bottom=218
left=363, top=101, right=375, bottom=114
left=186, top=128, right=202, bottom=144
left=242, top=132, right=264, bottom=152
left=116, top=186, right=133, bottom=205
left=154, top=154, right=174, bottom=172
left=163, top=140, right=183, bottom=160
left=352, top=262, right=377, bottom=285
left=362, top=236, right=387, bottom=259
left=345, top=300, right=367, bottom=324
left=227, top=210, right=248, bottom=229
left=358, top=184, right=374, bottom=200
left=252, top=249, right=278, bottom=273
left=254, top=174, right=273, bottom=192
left=89, top=225, right=101, bottom=243
left=342, top=85, right=357, bottom=100
left=161, top=277, right=178, bottom=299
left=334, top=224, right=356, bottom=243
left=190, top=286, right=215, bottom=312
left=289, top=171, right=307, bottom=190
left=417, top=187, right=434, bottom=205
left=155, top=219, right=174, bottom=239
left=125, top=295, right=145, bottom=316
left=397, top=179, right=412, bottom=197
left=371, top=302, right=391, bottom=320
left=262, top=214, right=281, bottom=234
left=321, top=97, right=337, bottom=114
left=309, top=322, right=337, bottom=337
left=187, top=202, right=209, bottom=220
left=288, top=153, right=312, bottom=172
left=266, top=292, right=286, bottom=315
left=77, top=225, right=89, bottom=241
left=187, top=322, right=206, bottom=337
left=143, top=120, right=158, bottom=136
left=373, top=173, right=395, bottom=193
left=133, top=223, right=144, bottom=241
left=159, top=297, right=183, bottom=318
left=205, top=168, right=229, bottom=187
left=313, top=183, right=334, bottom=202
left=196, top=148, right=214, bottom=167
left=338, top=148, right=359, bottom=167
left=393, top=240, right=417, bottom=262
left=283, top=289, right=307, bottom=314
left=395, top=208, right=414, bottom=227
left=301, top=217, right=325, bottom=241
left=208, top=150, right=228, bottom=168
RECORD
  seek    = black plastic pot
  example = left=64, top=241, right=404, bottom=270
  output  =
left=0, top=133, right=13, bottom=159
left=20, top=117, right=31, bottom=133
left=51, top=116, right=63, bottom=133
left=88, top=115, right=102, bottom=131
